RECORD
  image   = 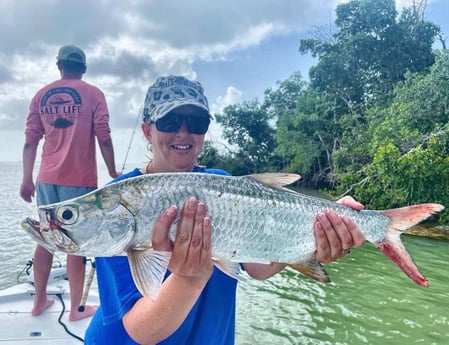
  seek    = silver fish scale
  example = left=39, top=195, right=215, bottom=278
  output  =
left=108, top=173, right=390, bottom=264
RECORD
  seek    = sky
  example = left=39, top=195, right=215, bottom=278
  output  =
left=0, top=0, right=448, bottom=168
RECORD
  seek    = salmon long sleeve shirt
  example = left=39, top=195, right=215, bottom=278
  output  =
left=25, top=78, right=112, bottom=187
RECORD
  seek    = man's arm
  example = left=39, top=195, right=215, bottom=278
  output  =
left=98, top=138, right=120, bottom=178
left=20, top=142, right=38, bottom=202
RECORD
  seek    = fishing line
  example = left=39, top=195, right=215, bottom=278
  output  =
left=121, top=107, right=142, bottom=172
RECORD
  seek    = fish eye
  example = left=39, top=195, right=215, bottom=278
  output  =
left=56, top=205, right=79, bottom=225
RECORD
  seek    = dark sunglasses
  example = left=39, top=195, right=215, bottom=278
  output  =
left=154, top=112, right=210, bottom=135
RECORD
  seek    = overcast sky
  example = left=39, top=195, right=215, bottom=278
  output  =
left=0, top=0, right=447, bottom=170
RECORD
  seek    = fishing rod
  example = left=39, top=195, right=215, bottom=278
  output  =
left=121, top=108, right=142, bottom=172
left=78, top=258, right=96, bottom=312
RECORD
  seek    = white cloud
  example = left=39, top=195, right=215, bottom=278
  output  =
left=212, top=86, right=243, bottom=114
left=205, top=85, right=244, bottom=151
left=0, top=1, right=337, bottom=133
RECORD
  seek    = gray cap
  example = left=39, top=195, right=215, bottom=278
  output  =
left=56, top=45, right=86, bottom=66
left=143, top=75, right=210, bottom=123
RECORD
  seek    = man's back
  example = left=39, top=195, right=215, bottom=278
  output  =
left=25, top=78, right=112, bottom=187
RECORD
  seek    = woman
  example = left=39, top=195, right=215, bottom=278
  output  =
left=85, top=75, right=365, bottom=344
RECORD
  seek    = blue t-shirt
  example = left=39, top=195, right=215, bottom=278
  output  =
left=85, top=167, right=238, bottom=345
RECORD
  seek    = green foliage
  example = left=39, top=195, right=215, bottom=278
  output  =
left=300, top=0, right=439, bottom=109
left=263, top=71, right=306, bottom=115
left=214, top=100, right=281, bottom=174
left=198, top=141, right=229, bottom=170
left=276, top=87, right=340, bottom=186
left=370, top=49, right=449, bottom=152
left=337, top=138, right=449, bottom=223
left=335, top=50, right=449, bottom=222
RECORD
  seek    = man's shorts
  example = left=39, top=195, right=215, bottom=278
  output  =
left=36, top=182, right=96, bottom=206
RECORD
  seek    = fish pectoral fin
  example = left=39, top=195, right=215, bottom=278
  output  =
left=127, top=249, right=172, bottom=299
left=213, top=257, right=247, bottom=282
left=247, top=173, right=301, bottom=189
left=288, top=257, right=331, bottom=283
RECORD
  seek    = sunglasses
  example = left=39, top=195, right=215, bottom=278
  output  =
left=154, top=112, right=210, bottom=135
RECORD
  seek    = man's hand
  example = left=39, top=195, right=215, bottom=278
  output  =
left=20, top=180, right=35, bottom=203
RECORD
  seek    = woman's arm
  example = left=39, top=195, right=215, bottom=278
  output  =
left=123, top=198, right=213, bottom=344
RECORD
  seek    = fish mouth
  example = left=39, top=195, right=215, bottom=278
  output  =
left=21, top=217, right=79, bottom=253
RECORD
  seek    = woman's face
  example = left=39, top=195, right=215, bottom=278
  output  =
left=142, top=106, right=207, bottom=172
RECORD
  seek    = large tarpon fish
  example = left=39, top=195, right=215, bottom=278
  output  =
left=21, top=172, right=444, bottom=298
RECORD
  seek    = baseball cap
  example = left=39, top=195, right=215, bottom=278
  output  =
left=143, top=75, right=211, bottom=124
left=56, top=45, right=86, bottom=66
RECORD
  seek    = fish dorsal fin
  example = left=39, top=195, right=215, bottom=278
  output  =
left=247, top=173, right=301, bottom=189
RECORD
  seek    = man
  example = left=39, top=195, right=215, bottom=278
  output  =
left=20, top=44, right=120, bottom=321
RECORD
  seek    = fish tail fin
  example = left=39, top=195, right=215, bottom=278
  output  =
left=127, top=249, right=171, bottom=299
left=374, top=203, right=444, bottom=288
left=288, top=256, right=331, bottom=283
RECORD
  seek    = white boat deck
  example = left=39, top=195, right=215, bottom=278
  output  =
left=0, top=267, right=98, bottom=344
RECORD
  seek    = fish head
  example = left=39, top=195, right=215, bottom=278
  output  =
left=32, top=187, right=136, bottom=256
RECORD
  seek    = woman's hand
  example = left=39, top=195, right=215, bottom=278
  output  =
left=151, top=197, right=214, bottom=284
left=314, top=196, right=366, bottom=263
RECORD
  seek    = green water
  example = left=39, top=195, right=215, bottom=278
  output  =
left=236, top=236, right=449, bottom=344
